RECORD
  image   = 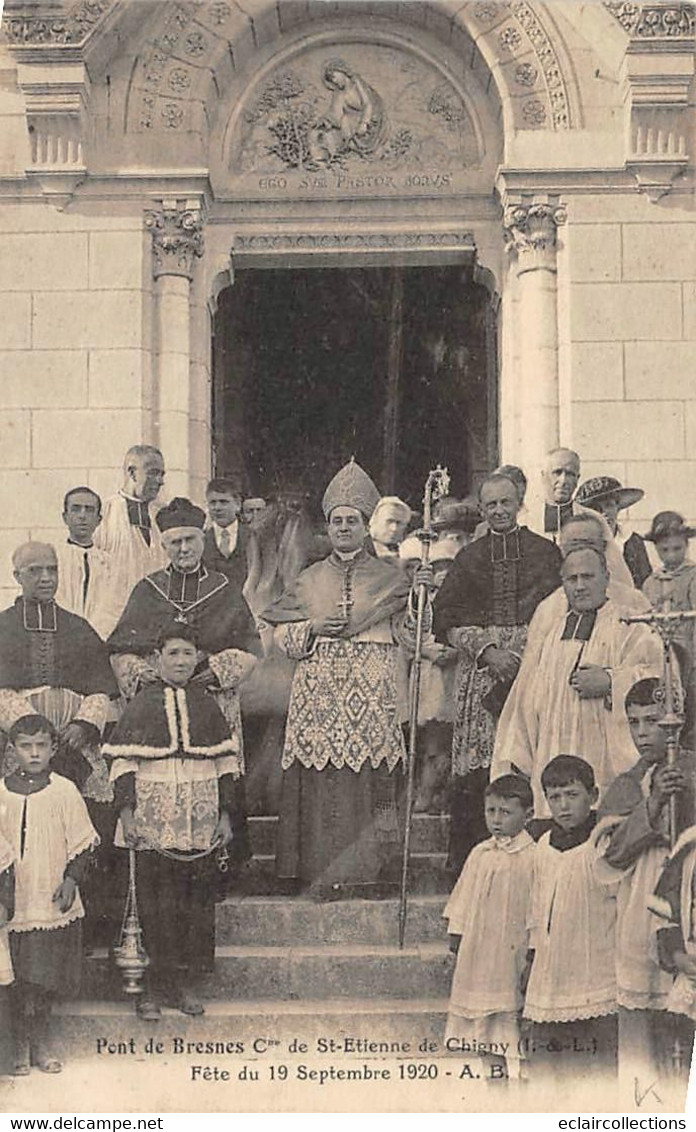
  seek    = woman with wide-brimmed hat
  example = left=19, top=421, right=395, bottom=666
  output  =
left=575, top=475, right=651, bottom=589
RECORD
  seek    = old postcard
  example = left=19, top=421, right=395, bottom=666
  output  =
left=0, top=0, right=694, bottom=1117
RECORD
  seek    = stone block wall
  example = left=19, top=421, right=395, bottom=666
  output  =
left=560, top=192, right=696, bottom=554
left=0, top=203, right=153, bottom=606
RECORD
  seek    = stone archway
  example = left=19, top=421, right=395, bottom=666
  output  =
left=2, top=0, right=612, bottom=502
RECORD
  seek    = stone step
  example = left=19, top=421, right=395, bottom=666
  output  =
left=248, top=813, right=449, bottom=856
left=55, top=997, right=449, bottom=1059
left=231, top=852, right=451, bottom=897
left=215, top=895, right=448, bottom=947
left=82, top=943, right=454, bottom=1003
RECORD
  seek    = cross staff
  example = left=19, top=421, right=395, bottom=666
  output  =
left=620, top=609, right=696, bottom=847
left=398, top=465, right=450, bottom=949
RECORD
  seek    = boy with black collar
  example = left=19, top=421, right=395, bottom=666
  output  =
left=523, top=755, right=618, bottom=1079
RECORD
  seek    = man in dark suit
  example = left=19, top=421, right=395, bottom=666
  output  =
left=202, top=477, right=252, bottom=597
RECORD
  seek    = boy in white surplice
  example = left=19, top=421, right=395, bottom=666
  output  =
left=444, top=774, right=536, bottom=1081
left=523, top=755, right=619, bottom=1078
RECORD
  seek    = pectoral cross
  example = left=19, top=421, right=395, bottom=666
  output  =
left=340, top=563, right=355, bottom=623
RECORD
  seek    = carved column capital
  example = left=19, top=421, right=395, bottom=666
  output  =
left=503, top=201, right=566, bottom=271
left=145, top=200, right=204, bottom=280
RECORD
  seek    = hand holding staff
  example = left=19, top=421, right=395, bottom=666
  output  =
left=398, top=465, right=450, bottom=949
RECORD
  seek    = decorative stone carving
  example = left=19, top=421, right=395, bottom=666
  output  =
left=2, top=0, right=115, bottom=47
left=634, top=6, right=695, bottom=37
left=474, top=2, right=503, bottom=23
left=209, top=2, right=231, bottom=25
left=602, top=1, right=641, bottom=33
left=184, top=30, right=206, bottom=56
left=503, top=201, right=566, bottom=267
left=234, top=231, right=476, bottom=254
left=145, top=204, right=204, bottom=280
left=232, top=43, right=480, bottom=187
left=15, top=60, right=89, bottom=207
left=506, top=0, right=570, bottom=128
left=522, top=98, right=546, bottom=125
left=161, top=102, right=185, bottom=129
left=499, top=25, right=522, bottom=51
left=515, top=62, right=538, bottom=87
left=618, top=3, right=694, bottom=200
left=604, top=1, right=695, bottom=37
left=169, top=67, right=192, bottom=93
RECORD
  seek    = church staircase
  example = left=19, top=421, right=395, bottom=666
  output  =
left=56, top=813, right=453, bottom=1055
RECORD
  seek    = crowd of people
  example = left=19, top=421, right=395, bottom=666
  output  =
left=0, top=441, right=694, bottom=1088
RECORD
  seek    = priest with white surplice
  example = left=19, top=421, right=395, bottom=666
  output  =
left=94, top=445, right=168, bottom=622
left=54, top=486, right=119, bottom=640
left=492, top=545, right=663, bottom=815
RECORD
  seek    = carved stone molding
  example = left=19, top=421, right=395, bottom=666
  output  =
left=626, top=155, right=688, bottom=201
left=503, top=201, right=566, bottom=270
left=472, top=1, right=571, bottom=129
left=16, top=61, right=89, bottom=207
left=233, top=231, right=477, bottom=255
left=505, top=0, right=570, bottom=129
left=1, top=0, right=116, bottom=50
left=145, top=201, right=205, bottom=280
left=619, top=7, right=694, bottom=200
left=604, top=2, right=695, bottom=38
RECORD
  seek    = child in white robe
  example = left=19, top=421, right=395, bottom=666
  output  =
left=597, top=677, right=695, bottom=1080
left=444, top=774, right=535, bottom=1081
left=0, top=714, right=97, bottom=1075
left=523, top=755, right=619, bottom=1078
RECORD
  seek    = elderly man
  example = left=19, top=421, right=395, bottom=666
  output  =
left=108, top=497, right=259, bottom=780
left=538, top=447, right=581, bottom=540
left=368, top=496, right=412, bottom=560
left=433, top=471, right=561, bottom=868
left=94, top=445, right=168, bottom=619
left=492, top=546, right=663, bottom=814
left=54, top=486, right=119, bottom=640
left=0, top=542, right=117, bottom=787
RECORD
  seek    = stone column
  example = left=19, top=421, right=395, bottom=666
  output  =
left=503, top=200, right=566, bottom=525
left=145, top=199, right=204, bottom=497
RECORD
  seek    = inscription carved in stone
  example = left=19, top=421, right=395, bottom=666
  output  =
left=232, top=43, right=480, bottom=192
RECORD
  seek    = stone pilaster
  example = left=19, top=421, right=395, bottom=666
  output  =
left=146, top=198, right=205, bottom=496
left=502, top=198, right=566, bottom=524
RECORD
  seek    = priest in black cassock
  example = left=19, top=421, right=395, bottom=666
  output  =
left=0, top=541, right=117, bottom=788
left=108, top=498, right=260, bottom=794
left=433, top=471, right=561, bottom=871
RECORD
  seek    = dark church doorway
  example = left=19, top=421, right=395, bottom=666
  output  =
left=212, top=264, right=498, bottom=513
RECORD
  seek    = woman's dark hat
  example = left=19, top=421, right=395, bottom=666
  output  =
left=576, top=476, right=643, bottom=512
left=644, top=510, right=696, bottom=543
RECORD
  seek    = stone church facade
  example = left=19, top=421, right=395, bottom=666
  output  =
left=0, top=0, right=693, bottom=603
